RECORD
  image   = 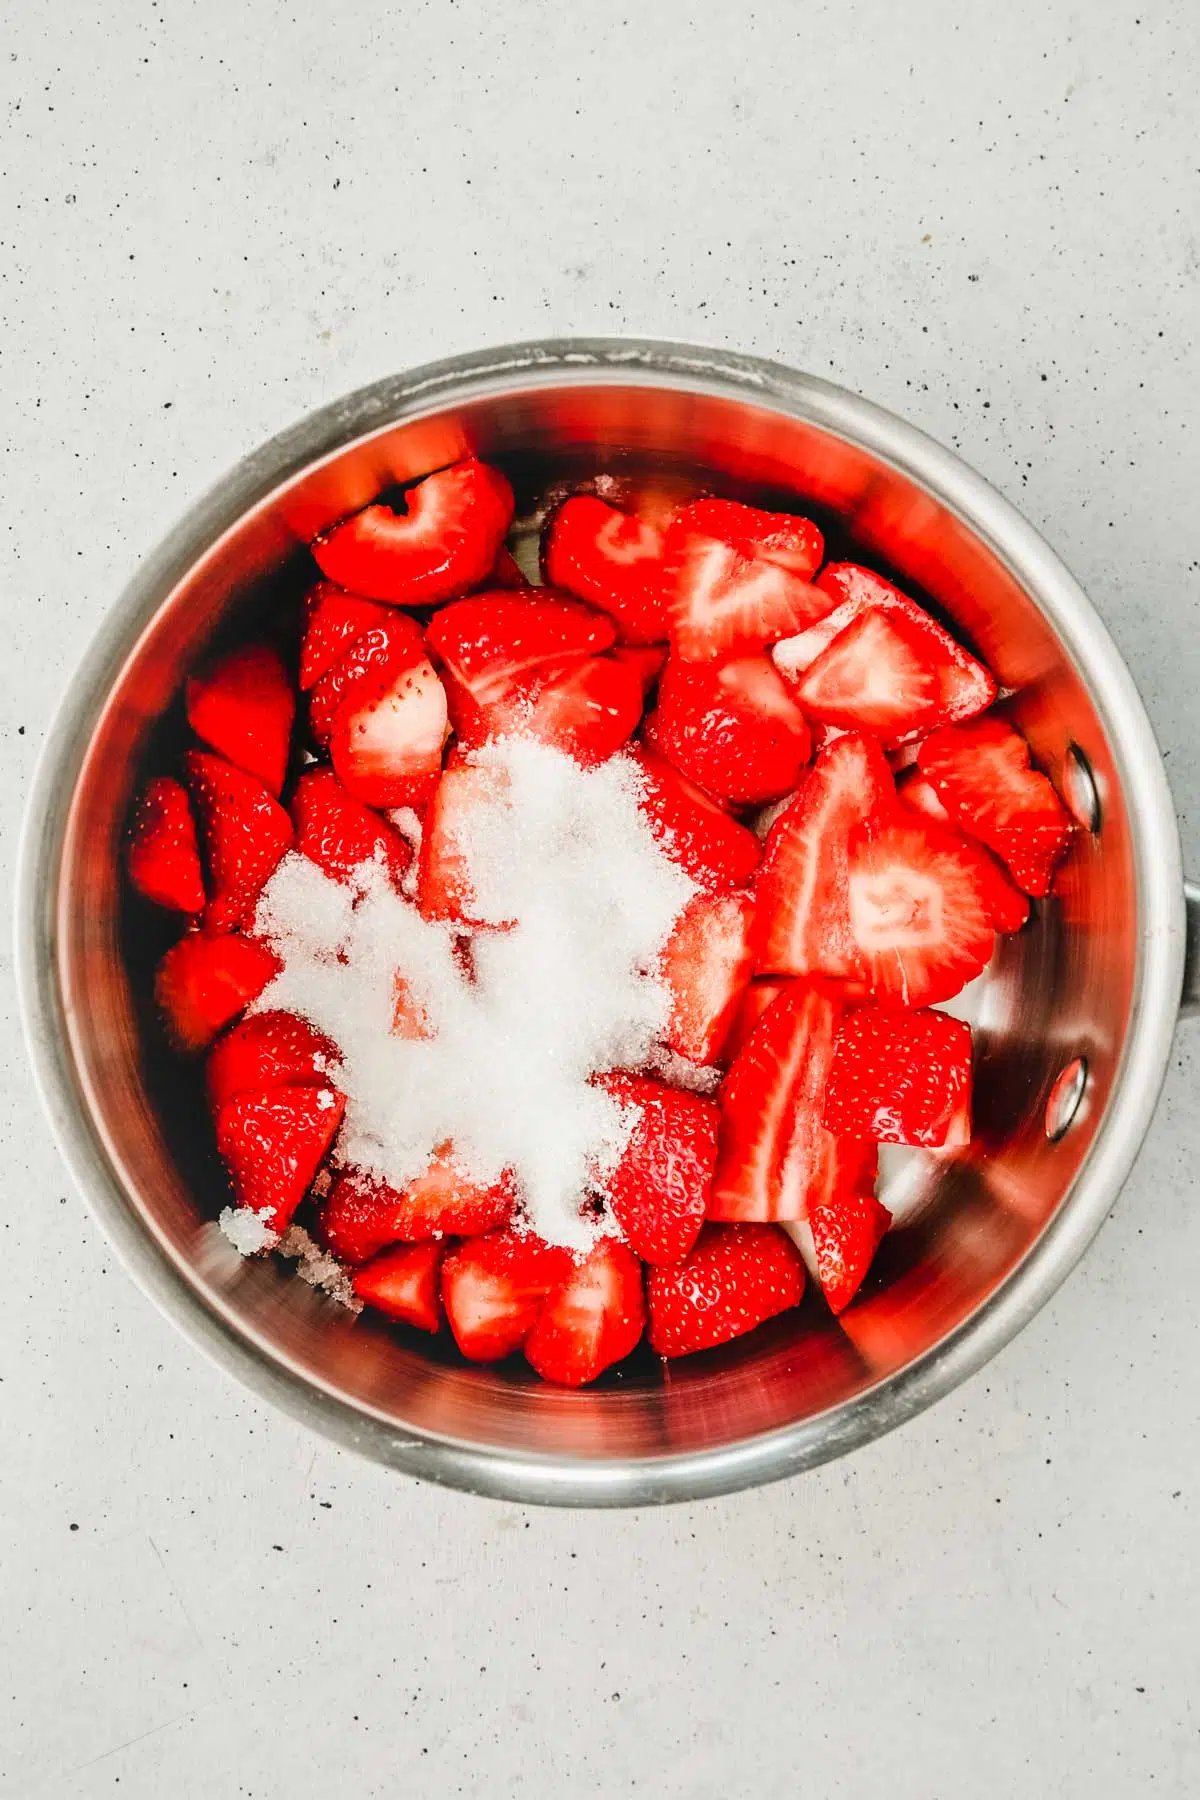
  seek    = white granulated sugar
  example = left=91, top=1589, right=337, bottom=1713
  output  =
left=253, top=850, right=357, bottom=956
left=252, top=739, right=698, bottom=1251
left=277, top=1225, right=362, bottom=1312
left=218, top=1205, right=279, bottom=1256
left=387, top=806, right=424, bottom=898
left=641, top=1042, right=723, bottom=1097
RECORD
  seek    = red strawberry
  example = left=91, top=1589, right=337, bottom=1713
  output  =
left=299, top=582, right=390, bottom=690
left=820, top=1006, right=973, bottom=1147
left=183, top=751, right=294, bottom=931
left=809, top=1189, right=892, bottom=1314
left=654, top=653, right=811, bottom=804
left=845, top=816, right=995, bottom=1006
left=541, top=495, right=672, bottom=644
left=154, top=931, right=280, bottom=1051
left=659, top=889, right=755, bottom=1064
left=291, top=766, right=412, bottom=891
left=628, top=746, right=761, bottom=893
left=610, top=643, right=668, bottom=697
left=664, top=501, right=830, bottom=662
left=330, top=644, right=449, bottom=810
left=215, top=1085, right=345, bottom=1232
left=320, top=1152, right=516, bottom=1263
left=596, top=1072, right=719, bottom=1264
left=722, top=977, right=790, bottom=1064
left=352, top=1241, right=445, bottom=1333
left=486, top=546, right=531, bottom=590
left=472, top=653, right=645, bottom=765
left=752, top=732, right=894, bottom=979
left=895, top=768, right=951, bottom=825
left=440, top=1229, right=575, bottom=1362
left=312, top=458, right=515, bottom=605
left=897, top=771, right=1028, bottom=933
left=126, top=777, right=206, bottom=913
left=786, top=605, right=951, bottom=747
left=916, top=717, right=1072, bottom=897
left=308, top=613, right=430, bottom=745
left=416, top=757, right=511, bottom=926
left=206, top=1009, right=341, bottom=1113
left=186, top=644, right=295, bottom=797
left=427, top=592, right=615, bottom=705
left=674, top=498, right=824, bottom=576
left=645, top=1222, right=805, bottom=1357
left=524, top=1238, right=645, bottom=1385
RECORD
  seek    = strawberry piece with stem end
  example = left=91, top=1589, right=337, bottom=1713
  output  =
left=654, top=653, right=811, bottom=805
left=155, top=931, right=280, bottom=1051
left=821, top=1006, right=973, bottom=1147
left=307, top=612, right=431, bottom=745
left=541, top=495, right=673, bottom=644
left=216, top=1085, right=345, bottom=1233
left=645, top=1222, right=805, bottom=1357
left=789, top=605, right=949, bottom=747
left=427, top=591, right=616, bottom=708
left=628, top=746, right=761, bottom=893
left=312, top=458, right=515, bottom=606
left=330, top=644, right=450, bottom=810
left=183, top=751, right=293, bottom=932
left=596, top=1072, right=719, bottom=1264
left=417, top=756, right=512, bottom=926
left=185, top=644, right=295, bottom=797
left=290, top=765, right=412, bottom=892
left=126, top=777, right=206, bottom=913
left=299, top=582, right=391, bottom=690
left=674, top=498, right=824, bottom=577
left=664, top=500, right=830, bottom=663
left=320, top=1153, right=516, bottom=1264
left=809, top=1189, right=892, bottom=1315
left=845, top=815, right=996, bottom=1006
left=660, top=889, right=755, bottom=1065
left=205, top=1009, right=341, bottom=1114
left=897, top=771, right=1028, bottom=933
left=523, top=1237, right=646, bottom=1386
left=916, top=716, right=1073, bottom=897
left=440, top=1229, right=575, bottom=1363
left=352, top=1241, right=445, bottom=1333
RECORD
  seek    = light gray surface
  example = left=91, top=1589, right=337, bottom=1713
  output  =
left=1, top=2, right=1197, bottom=1795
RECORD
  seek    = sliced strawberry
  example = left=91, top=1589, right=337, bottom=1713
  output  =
left=788, top=605, right=950, bottom=747
left=809, top=1189, right=892, bottom=1314
left=352, top=1241, right=445, bottom=1333
left=299, top=582, right=390, bottom=690
left=722, top=977, right=790, bottom=1064
left=541, top=495, right=672, bottom=644
left=154, top=931, right=280, bottom=1051
left=610, top=643, right=668, bottom=697
left=660, top=890, right=755, bottom=1064
left=320, top=1152, right=516, bottom=1264
left=126, top=777, right=206, bottom=913
left=845, top=815, right=995, bottom=1006
left=654, top=653, right=811, bottom=805
left=290, top=766, right=412, bottom=891
left=205, top=1009, right=341, bottom=1113
left=674, top=498, right=823, bottom=577
left=596, top=1072, right=719, bottom=1264
left=185, top=644, right=294, bottom=797
left=416, top=756, right=511, bottom=926
left=645, top=1222, right=805, bottom=1357
left=628, top=746, right=761, bottom=893
left=330, top=646, right=449, bottom=810
left=427, top=591, right=615, bottom=719
left=663, top=500, right=830, bottom=663
left=307, top=612, right=430, bottom=746
left=935, top=1090, right=973, bottom=1153
left=821, top=1006, right=973, bottom=1148
left=895, top=767, right=952, bottom=825
left=493, top=654, right=646, bottom=765
left=916, top=717, right=1072, bottom=897
left=312, top=458, right=515, bottom=605
left=183, top=751, right=293, bottom=932
left=774, top=994, right=877, bottom=1222
left=524, top=1238, right=645, bottom=1385
left=440, top=1228, right=575, bottom=1362
left=752, top=732, right=894, bottom=979
left=487, top=546, right=531, bottom=590
left=897, top=772, right=1028, bottom=933
left=215, top=1085, right=345, bottom=1232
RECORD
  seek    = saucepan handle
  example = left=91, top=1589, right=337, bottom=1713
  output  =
left=1183, top=881, right=1200, bottom=1020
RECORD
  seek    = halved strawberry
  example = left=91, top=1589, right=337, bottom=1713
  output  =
left=674, top=498, right=824, bottom=576
left=610, top=644, right=668, bottom=697
left=916, top=717, right=1072, bottom=897
left=126, top=777, right=206, bottom=913
left=628, top=746, right=761, bottom=892
left=330, top=645, right=450, bottom=809
left=664, top=515, right=832, bottom=664
left=897, top=771, right=1028, bottom=933
left=653, top=653, right=811, bottom=805
left=845, top=815, right=995, bottom=1006
left=183, top=751, right=293, bottom=932
left=206, top=1009, right=341, bottom=1113
left=660, top=889, right=755, bottom=1064
left=312, top=458, right=515, bottom=605
left=895, top=768, right=952, bottom=825
left=290, top=766, right=412, bottom=891
left=307, top=613, right=431, bottom=745
left=541, top=495, right=672, bottom=644
left=299, top=582, right=390, bottom=690
left=185, top=644, right=295, bottom=797
left=596, top=1072, right=719, bottom=1264
left=416, top=756, right=511, bottom=926
left=645, top=1222, right=805, bottom=1357
left=483, top=654, right=646, bottom=765
left=427, top=592, right=615, bottom=705
left=486, top=546, right=531, bottom=590
left=752, top=732, right=894, bottom=979
left=154, top=931, right=280, bottom=1051
left=787, top=605, right=949, bottom=747
left=320, top=1152, right=516, bottom=1264
left=215, top=1085, right=345, bottom=1232
left=820, top=1006, right=973, bottom=1148
left=440, top=1228, right=575, bottom=1362
left=809, top=1189, right=892, bottom=1314
left=722, top=977, right=790, bottom=1064
left=524, top=1238, right=645, bottom=1385
left=352, top=1241, right=445, bottom=1333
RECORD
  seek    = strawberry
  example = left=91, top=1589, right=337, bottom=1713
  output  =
left=290, top=766, right=412, bottom=891
left=645, top=1222, right=805, bottom=1357
left=628, top=746, right=761, bottom=893
left=126, top=777, right=206, bottom=913
left=809, top=1189, right=892, bottom=1314
left=596, top=1072, right=719, bottom=1264
left=205, top=1009, right=341, bottom=1113
left=541, top=495, right=672, bottom=644
left=416, top=757, right=511, bottom=926
left=426, top=591, right=615, bottom=724
left=215, top=1085, right=345, bottom=1232
left=440, top=1228, right=575, bottom=1362
left=897, top=771, right=1029, bottom=933
left=663, top=500, right=830, bottom=662
left=845, top=816, right=996, bottom=1006
left=486, top=546, right=531, bottom=589
left=471, top=653, right=645, bottom=765
left=722, top=977, right=790, bottom=1064
left=659, top=889, right=755, bottom=1064
left=330, top=643, right=450, bottom=810
left=786, top=605, right=950, bottom=747
left=183, top=751, right=294, bottom=932
left=820, top=1006, right=973, bottom=1147
left=610, top=644, right=667, bottom=697
left=312, top=457, right=515, bottom=606
left=154, top=931, right=280, bottom=1051
left=752, top=732, right=894, bottom=978
left=524, top=1238, right=645, bottom=1385
left=916, top=716, right=1072, bottom=897
left=674, top=498, right=824, bottom=576
left=895, top=767, right=951, bottom=825
left=299, top=582, right=390, bottom=690
left=351, top=1241, right=445, bottom=1333
left=307, top=613, right=431, bottom=745
left=185, top=643, right=295, bottom=797
left=653, top=653, right=811, bottom=804
left=320, top=1152, right=516, bottom=1263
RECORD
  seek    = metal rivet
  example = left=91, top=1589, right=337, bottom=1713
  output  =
left=1063, top=744, right=1101, bottom=832
left=1045, top=1058, right=1088, bottom=1141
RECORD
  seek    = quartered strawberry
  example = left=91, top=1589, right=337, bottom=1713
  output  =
left=786, top=605, right=950, bottom=747
left=416, top=756, right=511, bottom=926
left=722, top=977, right=790, bottom=1065
left=183, top=751, right=293, bottom=932
left=299, top=582, right=390, bottom=690
left=659, top=889, right=755, bottom=1065
left=307, top=612, right=431, bottom=745
left=206, top=1009, right=341, bottom=1114
left=320, top=1152, right=516, bottom=1264
left=290, top=766, right=412, bottom=891
left=845, top=815, right=995, bottom=1006
left=488, top=654, right=646, bottom=765
left=821, top=1005, right=973, bottom=1148
left=352, top=1241, right=445, bottom=1333
left=440, top=1229, right=575, bottom=1362
left=916, top=716, right=1072, bottom=897
left=486, top=546, right=531, bottom=590
left=155, top=931, right=280, bottom=1051
left=610, top=643, right=668, bottom=697
left=628, top=746, right=761, bottom=893
left=664, top=503, right=832, bottom=663
left=897, top=771, right=1029, bottom=933
left=654, top=653, right=811, bottom=805
left=809, top=1188, right=892, bottom=1314
left=752, top=732, right=894, bottom=979
left=895, top=768, right=952, bottom=825
left=596, top=1072, right=719, bottom=1264
left=428, top=592, right=615, bottom=705
left=330, top=642, right=450, bottom=810
left=215, top=1085, right=345, bottom=1233
left=541, top=495, right=673, bottom=644
left=312, top=458, right=515, bottom=606
left=674, top=498, right=824, bottom=576
left=126, top=777, right=206, bottom=913
left=524, top=1238, right=645, bottom=1385
left=645, top=1222, right=805, bottom=1357
left=185, top=643, right=295, bottom=797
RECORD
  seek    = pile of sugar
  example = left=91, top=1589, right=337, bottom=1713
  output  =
left=250, top=738, right=699, bottom=1250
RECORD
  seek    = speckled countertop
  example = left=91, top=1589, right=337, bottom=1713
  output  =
left=2, top=4, right=1198, bottom=1796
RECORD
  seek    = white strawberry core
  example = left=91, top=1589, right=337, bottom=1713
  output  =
left=594, top=510, right=661, bottom=565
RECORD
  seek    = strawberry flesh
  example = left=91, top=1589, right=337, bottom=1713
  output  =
left=320, top=1152, right=516, bottom=1264
left=541, top=495, right=672, bottom=645
left=897, top=771, right=1029, bottom=933
left=290, top=765, right=412, bottom=891
left=809, top=1189, right=892, bottom=1314
left=660, top=889, right=755, bottom=1064
left=299, top=583, right=391, bottom=690
left=186, top=643, right=295, bottom=797
left=845, top=815, right=996, bottom=1006
left=596, top=1072, right=719, bottom=1264
left=665, top=503, right=833, bottom=663
left=126, top=776, right=206, bottom=914
left=674, top=498, right=824, bottom=576
left=790, top=605, right=948, bottom=746
left=312, top=458, right=515, bottom=605
left=645, top=1222, right=805, bottom=1357
left=330, top=645, right=449, bottom=809
left=216, top=1085, right=345, bottom=1232
left=183, top=750, right=294, bottom=932
left=440, top=1229, right=575, bottom=1362
left=307, top=612, right=430, bottom=746
left=524, top=1238, right=645, bottom=1385
left=416, top=757, right=511, bottom=926
left=352, top=1241, right=445, bottom=1333
left=654, top=653, right=811, bottom=804
left=821, top=1005, right=973, bottom=1147
left=427, top=591, right=615, bottom=709
left=155, top=931, right=280, bottom=1051
left=628, top=746, right=761, bottom=893
left=916, top=717, right=1072, bottom=897
left=206, top=1009, right=341, bottom=1114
